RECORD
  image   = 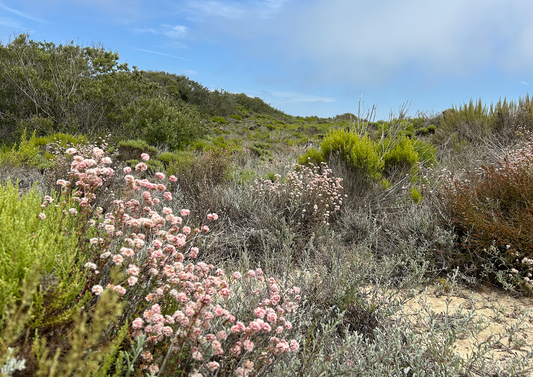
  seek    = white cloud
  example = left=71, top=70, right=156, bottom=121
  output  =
left=162, top=24, right=188, bottom=39
left=0, top=2, right=45, bottom=22
left=264, top=0, right=533, bottom=88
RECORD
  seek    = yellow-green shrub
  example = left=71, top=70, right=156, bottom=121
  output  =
left=0, top=130, right=40, bottom=167
left=377, top=135, right=419, bottom=175
left=0, top=182, right=87, bottom=322
left=302, top=129, right=383, bottom=180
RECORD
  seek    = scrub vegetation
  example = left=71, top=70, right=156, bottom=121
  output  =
left=1, top=34, right=533, bottom=376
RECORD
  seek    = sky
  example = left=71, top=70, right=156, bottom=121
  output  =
left=1, top=0, right=532, bottom=121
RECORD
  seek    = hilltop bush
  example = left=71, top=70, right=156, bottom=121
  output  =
left=441, top=143, right=533, bottom=292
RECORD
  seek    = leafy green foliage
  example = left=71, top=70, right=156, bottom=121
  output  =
left=212, top=116, right=228, bottom=124
left=0, top=182, right=85, bottom=321
left=377, top=134, right=419, bottom=175
left=299, top=129, right=383, bottom=180
left=0, top=130, right=40, bottom=167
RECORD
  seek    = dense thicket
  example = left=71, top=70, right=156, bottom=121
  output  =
left=0, top=34, right=284, bottom=149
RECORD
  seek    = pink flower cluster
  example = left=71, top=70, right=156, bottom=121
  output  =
left=255, top=162, right=344, bottom=226
left=44, top=149, right=301, bottom=376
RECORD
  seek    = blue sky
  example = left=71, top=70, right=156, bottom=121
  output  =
left=1, top=0, right=532, bottom=120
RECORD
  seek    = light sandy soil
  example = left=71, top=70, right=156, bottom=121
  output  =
left=400, top=284, right=533, bottom=374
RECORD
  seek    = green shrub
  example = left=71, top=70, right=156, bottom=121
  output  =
left=212, top=116, right=228, bottom=124
left=229, top=114, right=242, bottom=121
left=156, top=151, right=176, bottom=166
left=298, top=147, right=323, bottom=166
left=131, top=97, right=204, bottom=149
left=377, top=135, right=419, bottom=175
left=302, top=129, right=383, bottom=180
left=33, top=132, right=88, bottom=149
left=0, top=130, right=40, bottom=167
left=250, top=141, right=272, bottom=160
left=441, top=143, right=533, bottom=292
left=409, top=187, right=422, bottom=203
left=0, top=182, right=86, bottom=321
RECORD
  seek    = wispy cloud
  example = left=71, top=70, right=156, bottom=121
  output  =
left=184, top=0, right=287, bottom=20
left=0, top=3, right=45, bottom=23
left=267, top=90, right=335, bottom=104
left=131, top=27, right=158, bottom=34
left=521, top=81, right=529, bottom=86
left=186, top=1, right=246, bottom=20
left=0, top=16, right=23, bottom=29
left=135, top=48, right=192, bottom=61
left=161, top=24, right=188, bottom=39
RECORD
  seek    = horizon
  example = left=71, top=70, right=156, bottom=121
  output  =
left=1, top=0, right=531, bottom=121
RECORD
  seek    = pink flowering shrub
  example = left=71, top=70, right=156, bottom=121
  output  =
left=254, top=162, right=344, bottom=228
left=43, top=148, right=301, bottom=376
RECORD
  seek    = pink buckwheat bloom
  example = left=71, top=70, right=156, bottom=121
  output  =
left=141, top=153, right=150, bottom=161
left=206, top=361, right=220, bottom=371
left=162, top=326, right=173, bottom=336
left=243, top=339, right=255, bottom=352
left=169, top=175, right=177, bottom=182
left=38, top=213, right=46, bottom=220
left=135, top=162, right=148, bottom=171
left=132, top=317, right=144, bottom=329
left=180, top=209, right=191, bottom=216
left=207, top=213, right=219, bottom=220
left=128, top=276, right=138, bottom=286
left=217, top=330, right=227, bottom=340
left=123, top=166, right=132, bottom=173
left=254, top=307, right=266, bottom=318
left=290, top=339, right=299, bottom=351
left=233, top=272, right=243, bottom=280
left=91, top=285, right=104, bottom=295
left=112, top=254, right=124, bottom=266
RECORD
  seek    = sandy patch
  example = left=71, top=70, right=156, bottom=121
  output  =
left=400, top=284, right=533, bottom=374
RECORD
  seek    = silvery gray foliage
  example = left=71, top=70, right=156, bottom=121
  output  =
left=0, top=348, right=26, bottom=376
